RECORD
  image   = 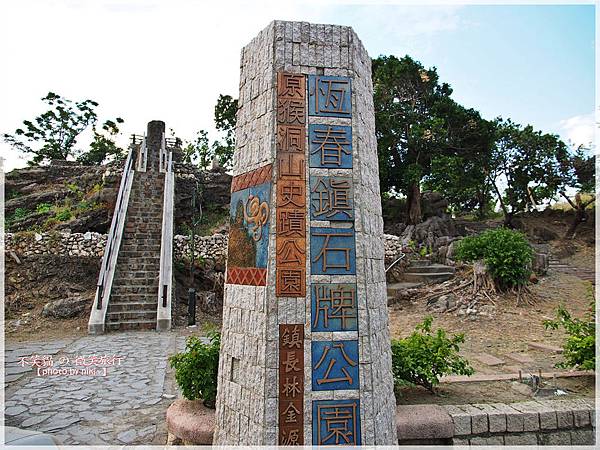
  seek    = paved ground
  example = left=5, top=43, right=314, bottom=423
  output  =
left=4, top=331, right=187, bottom=445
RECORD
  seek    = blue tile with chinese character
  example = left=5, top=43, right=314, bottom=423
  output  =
left=311, top=283, right=358, bottom=332
left=311, top=340, right=359, bottom=391
left=308, top=124, right=352, bottom=169
left=310, top=175, right=354, bottom=221
left=312, top=399, right=362, bottom=445
left=310, top=227, right=356, bottom=275
left=308, top=75, right=352, bottom=118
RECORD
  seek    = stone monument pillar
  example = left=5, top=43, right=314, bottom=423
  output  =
left=214, top=20, right=396, bottom=445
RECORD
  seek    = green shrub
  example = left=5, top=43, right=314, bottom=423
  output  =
left=36, top=202, right=53, bottom=214
left=169, top=331, right=221, bottom=408
left=53, top=206, right=73, bottom=222
left=455, top=228, right=534, bottom=289
left=391, top=316, right=473, bottom=393
left=544, top=288, right=595, bottom=370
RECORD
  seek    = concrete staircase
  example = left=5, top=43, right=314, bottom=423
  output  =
left=402, top=259, right=455, bottom=284
left=387, top=260, right=456, bottom=303
left=105, top=171, right=165, bottom=331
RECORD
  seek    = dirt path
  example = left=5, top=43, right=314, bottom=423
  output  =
left=388, top=271, right=593, bottom=377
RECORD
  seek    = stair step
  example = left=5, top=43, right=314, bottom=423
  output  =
left=386, top=282, right=423, bottom=296
left=107, top=310, right=157, bottom=321
left=108, top=298, right=157, bottom=313
left=105, top=320, right=156, bottom=331
left=407, top=264, right=456, bottom=274
left=402, top=272, right=455, bottom=284
left=111, top=285, right=158, bottom=295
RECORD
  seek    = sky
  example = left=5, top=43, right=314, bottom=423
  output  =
left=0, top=0, right=596, bottom=172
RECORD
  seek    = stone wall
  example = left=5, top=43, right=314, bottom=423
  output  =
left=5, top=232, right=402, bottom=265
left=396, top=398, right=596, bottom=446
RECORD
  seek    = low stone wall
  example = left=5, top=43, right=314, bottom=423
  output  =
left=4, top=231, right=107, bottom=257
left=5, top=232, right=405, bottom=263
left=397, top=398, right=596, bottom=446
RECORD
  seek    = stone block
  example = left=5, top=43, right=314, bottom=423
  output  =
left=511, top=401, right=540, bottom=431
left=395, top=405, right=453, bottom=440
left=504, top=432, right=538, bottom=445
left=538, top=430, right=572, bottom=445
left=442, top=405, right=471, bottom=436
left=469, top=435, right=504, bottom=445
left=459, top=404, right=488, bottom=434
left=570, top=428, right=595, bottom=445
left=555, top=409, right=574, bottom=429
left=472, top=403, right=507, bottom=433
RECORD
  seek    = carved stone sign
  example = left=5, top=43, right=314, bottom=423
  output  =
left=215, top=21, right=396, bottom=446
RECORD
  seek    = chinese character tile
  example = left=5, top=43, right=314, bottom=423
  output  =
left=308, top=124, right=352, bottom=169
left=308, top=75, right=352, bottom=118
left=310, top=175, right=354, bottom=221
left=311, top=283, right=358, bottom=332
left=310, top=227, right=356, bottom=275
left=312, top=399, right=361, bottom=445
left=311, top=340, right=359, bottom=391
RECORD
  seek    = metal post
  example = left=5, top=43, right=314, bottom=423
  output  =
left=188, top=288, right=196, bottom=326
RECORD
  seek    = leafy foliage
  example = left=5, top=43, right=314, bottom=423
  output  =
left=455, top=228, right=534, bottom=289
left=373, top=55, right=495, bottom=222
left=544, top=290, right=595, bottom=370
left=36, top=203, right=53, bottom=214
left=491, top=119, right=571, bottom=226
left=4, top=92, right=124, bottom=165
left=169, top=332, right=221, bottom=408
left=391, top=316, right=473, bottom=392
left=77, top=118, right=125, bottom=165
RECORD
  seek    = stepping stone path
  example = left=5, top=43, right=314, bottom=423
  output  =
left=473, top=353, right=506, bottom=367
left=506, top=352, right=534, bottom=364
left=528, top=342, right=563, bottom=354
left=4, top=331, right=186, bottom=445
left=549, top=258, right=595, bottom=285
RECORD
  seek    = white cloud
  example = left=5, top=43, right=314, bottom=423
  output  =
left=558, top=112, right=596, bottom=149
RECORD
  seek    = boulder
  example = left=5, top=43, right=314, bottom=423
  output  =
left=42, top=296, right=90, bottom=319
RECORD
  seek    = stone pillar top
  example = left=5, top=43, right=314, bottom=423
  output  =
left=146, top=120, right=165, bottom=171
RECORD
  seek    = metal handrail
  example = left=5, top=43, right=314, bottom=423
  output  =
left=88, top=145, right=135, bottom=333
left=157, top=150, right=174, bottom=330
left=159, top=132, right=167, bottom=172
left=385, top=252, right=406, bottom=273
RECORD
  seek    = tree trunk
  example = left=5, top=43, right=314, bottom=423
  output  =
left=406, top=180, right=422, bottom=225
left=565, top=194, right=594, bottom=239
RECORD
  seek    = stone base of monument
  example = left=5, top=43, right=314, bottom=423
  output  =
left=166, top=397, right=595, bottom=446
left=166, top=399, right=214, bottom=445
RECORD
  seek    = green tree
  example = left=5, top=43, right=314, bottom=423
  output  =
left=182, top=130, right=212, bottom=169
left=77, top=118, right=125, bottom=165
left=557, top=147, right=595, bottom=238
left=490, top=119, right=571, bottom=228
left=424, top=102, right=496, bottom=218
left=212, top=94, right=237, bottom=168
left=4, top=92, right=99, bottom=164
left=373, top=56, right=495, bottom=223
left=182, top=94, right=238, bottom=170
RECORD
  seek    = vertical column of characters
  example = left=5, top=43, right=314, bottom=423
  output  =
left=276, top=72, right=307, bottom=298
left=276, top=72, right=307, bottom=446
left=278, top=324, right=305, bottom=445
left=308, top=75, right=362, bottom=446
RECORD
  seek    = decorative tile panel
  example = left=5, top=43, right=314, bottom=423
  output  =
left=310, top=227, right=356, bottom=275
left=311, top=283, right=358, bottom=332
left=279, top=324, right=304, bottom=445
left=312, top=399, right=361, bottom=445
left=310, top=175, right=354, bottom=221
left=308, top=75, right=352, bottom=118
left=311, top=340, right=359, bottom=391
left=308, top=124, right=352, bottom=169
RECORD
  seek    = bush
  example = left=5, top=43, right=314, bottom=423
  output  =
left=169, top=331, right=221, bottom=408
left=391, top=316, right=473, bottom=393
left=36, top=202, right=53, bottom=214
left=455, top=228, right=533, bottom=289
left=544, top=289, right=595, bottom=370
